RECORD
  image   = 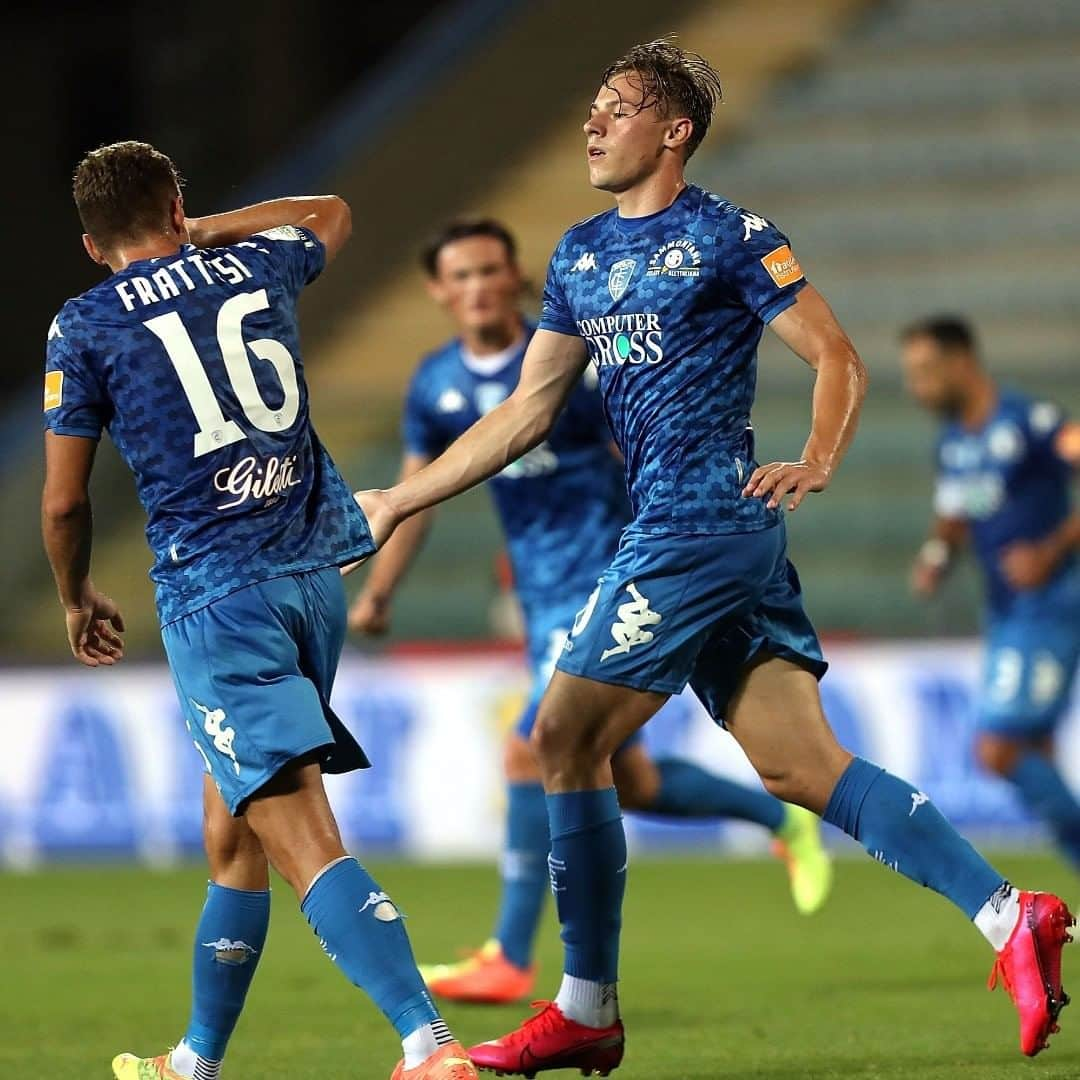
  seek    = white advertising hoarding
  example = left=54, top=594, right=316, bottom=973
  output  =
left=1, top=641, right=1076, bottom=866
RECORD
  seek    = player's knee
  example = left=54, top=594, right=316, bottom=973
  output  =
left=976, top=735, right=1021, bottom=778
left=758, top=767, right=824, bottom=812
left=504, top=732, right=541, bottom=782
left=204, top=814, right=265, bottom=880
left=531, top=705, right=604, bottom=770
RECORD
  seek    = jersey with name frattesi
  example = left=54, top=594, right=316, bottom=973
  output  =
left=934, top=388, right=1077, bottom=618
left=43, top=226, right=373, bottom=625
left=540, top=184, right=807, bottom=535
left=403, top=325, right=629, bottom=602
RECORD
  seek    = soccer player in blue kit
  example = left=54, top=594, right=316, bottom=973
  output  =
left=41, top=142, right=478, bottom=1080
left=347, top=218, right=831, bottom=1005
left=355, top=41, right=1074, bottom=1072
left=903, top=316, right=1080, bottom=864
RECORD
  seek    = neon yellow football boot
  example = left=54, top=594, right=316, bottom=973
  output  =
left=111, top=1050, right=188, bottom=1079
left=772, top=803, right=834, bottom=915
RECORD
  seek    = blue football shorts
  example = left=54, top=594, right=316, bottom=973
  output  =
left=977, top=613, right=1080, bottom=736
left=513, top=593, right=643, bottom=748
left=162, top=566, right=368, bottom=814
left=556, top=520, right=827, bottom=724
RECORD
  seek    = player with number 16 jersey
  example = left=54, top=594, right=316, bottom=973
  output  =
left=43, top=142, right=475, bottom=1080
left=45, top=222, right=373, bottom=626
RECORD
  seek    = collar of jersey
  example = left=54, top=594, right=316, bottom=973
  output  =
left=613, top=185, right=695, bottom=234
left=459, top=322, right=531, bottom=376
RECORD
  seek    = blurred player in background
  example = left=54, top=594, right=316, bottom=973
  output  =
left=903, top=316, right=1080, bottom=865
left=346, top=217, right=831, bottom=1006
left=41, top=142, right=477, bottom=1080
left=355, top=41, right=1074, bottom=1073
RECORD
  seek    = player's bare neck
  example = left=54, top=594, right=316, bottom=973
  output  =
left=108, top=237, right=184, bottom=274
left=463, top=316, right=526, bottom=357
left=959, top=377, right=998, bottom=431
left=615, top=169, right=687, bottom=220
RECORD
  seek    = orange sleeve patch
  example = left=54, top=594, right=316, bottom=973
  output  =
left=44, top=370, right=64, bottom=411
left=761, top=245, right=804, bottom=289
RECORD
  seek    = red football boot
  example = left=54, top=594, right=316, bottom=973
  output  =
left=987, top=890, right=1075, bottom=1056
left=468, top=1000, right=624, bottom=1078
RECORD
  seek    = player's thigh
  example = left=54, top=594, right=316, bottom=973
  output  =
left=533, top=668, right=667, bottom=766
left=978, top=618, right=1080, bottom=739
left=725, top=656, right=852, bottom=812
left=611, top=742, right=661, bottom=810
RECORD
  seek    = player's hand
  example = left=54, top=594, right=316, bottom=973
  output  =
left=910, top=559, right=943, bottom=598
left=348, top=591, right=392, bottom=636
left=65, top=589, right=125, bottom=667
left=353, top=489, right=400, bottom=548
left=742, top=459, right=831, bottom=512
left=1000, top=538, right=1061, bottom=591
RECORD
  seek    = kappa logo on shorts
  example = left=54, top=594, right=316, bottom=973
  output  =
left=600, top=582, right=662, bottom=662
left=191, top=699, right=241, bottom=776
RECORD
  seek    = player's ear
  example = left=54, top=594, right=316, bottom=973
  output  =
left=169, top=194, right=186, bottom=239
left=82, top=233, right=109, bottom=267
left=425, top=274, right=448, bottom=306
left=664, top=116, right=693, bottom=155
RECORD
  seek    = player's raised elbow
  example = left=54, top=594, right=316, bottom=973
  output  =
left=311, top=195, right=352, bottom=262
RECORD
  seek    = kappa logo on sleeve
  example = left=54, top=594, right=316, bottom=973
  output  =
left=43, top=370, right=64, bottom=411
left=761, top=245, right=804, bottom=288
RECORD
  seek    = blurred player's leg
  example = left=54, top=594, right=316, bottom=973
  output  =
left=421, top=729, right=543, bottom=1004
left=614, top=746, right=832, bottom=915
left=726, top=656, right=1073, bottom=1057
left=996, top=742, right=1080, bottom=867
left=113, top=779, right=270, bottom=1080
left=975, top=624, right=1080, bottom=869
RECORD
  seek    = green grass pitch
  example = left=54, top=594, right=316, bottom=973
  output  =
left=2, top=853, right=1078, bottom=1078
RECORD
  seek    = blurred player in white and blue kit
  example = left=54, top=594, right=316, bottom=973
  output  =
left=347, top=218, right=831, bottom=1006
left=41, top=141, right=478, bottom=1080
left=357, top=40, right=1074, bottom=1073
left=903, top=315, right=1080, bottom=864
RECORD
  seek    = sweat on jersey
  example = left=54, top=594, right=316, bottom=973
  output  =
left=539, top=184, right=807, bottom=536
left=402, top=323, right=629, bottom=603
left=934, top=389, right=1077, bottom=618
left=43, top=226, right=373, bottom=625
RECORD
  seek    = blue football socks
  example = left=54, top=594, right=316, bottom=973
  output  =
left=1008, top=752, right=1080, bottom=868
left=182, top=881, right=269, bottom=1063
left=547, top=788, right=626, bottom=984
left=494, top=782, right=551, bottom=968
left=824, top=757, right=1005, bottom=918
left=652, top=758, right=786, bottom=831
left=301, top=857, right=437, bottom=1039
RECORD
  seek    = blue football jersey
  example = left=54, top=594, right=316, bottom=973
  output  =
left=44, top=226, right=373, bottom=625
left=934, top=389, right=1076, bottom=617
left=539, top=184, right=807, bottom=535
left=403, top=323, right=629, bottom=601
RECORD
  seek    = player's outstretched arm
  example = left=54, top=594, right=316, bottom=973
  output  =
left=185, top=195, right=352, bottom=263
left=743, top=284, right=868, bottom=512
left=41, top=431, right=125, bottom=666
left=356, top=330, right=589, bottom=546
left=345, top=453, right=436, bottom=635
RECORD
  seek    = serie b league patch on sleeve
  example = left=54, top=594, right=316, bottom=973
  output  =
left=43, top=370, right=64, bottom=411
left=761, top=245, right=804, bottom=288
